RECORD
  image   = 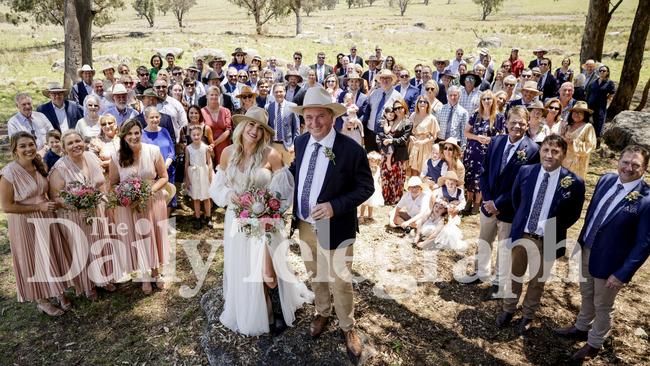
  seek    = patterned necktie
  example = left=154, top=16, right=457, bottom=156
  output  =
left=584, top=184, right=624, bottom=248
left=527, top=172, right=550, bottom=234
left=446, top=106, right=454, bottom=137
left=300, top=142, right=322, bottom=219
left=500, top=143, right=514, bottom=174
left=375, top=92, right=387, bottom=125
left=276, top=103, right=283, bottom=141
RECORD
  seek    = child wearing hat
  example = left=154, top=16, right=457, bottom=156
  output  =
left=390, top=176, right=429, bottom=234
left=359, top=151, right=384, bottom=223
left=341, top=93, right=364, bottom=145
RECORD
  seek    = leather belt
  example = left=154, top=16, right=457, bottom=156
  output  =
left=524, top=232, right=543, bottom=241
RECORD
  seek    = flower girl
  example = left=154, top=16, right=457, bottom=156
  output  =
left=359, top=151, right=384, bottom=223
left=184, top=125, right=213, bottom=229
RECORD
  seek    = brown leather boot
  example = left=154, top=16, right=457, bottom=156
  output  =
left=570, top=343, right=600, bottom=362
left=309, top=315, right=329, bottom=338
left=342, top=329, right=362, bottom=359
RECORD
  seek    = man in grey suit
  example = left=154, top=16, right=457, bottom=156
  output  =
left=267, top=83, right=301, bottom=165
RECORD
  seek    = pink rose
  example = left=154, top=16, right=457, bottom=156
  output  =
left=272, top=213, right=281, bottom=219
left=240, top=210, right=250, bottom=218
left=267, top=198, right=281, bottom=211
left=240, top=192, right=253, bottom=207
left=120, top=197, right=131, bottom=207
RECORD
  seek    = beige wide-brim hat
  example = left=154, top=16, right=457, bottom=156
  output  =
left=440, top=137, right=461, bottom=156
left=433, top=58, right=450, bottom=66
left=77, top=64, right=96, bottom=78
left=232, top=106, right=275, bottom=135
left=437, top=171, right=460, bottom=187
left=527, top=100, right=545, bottom=111
left=42, top=82, right=69, bottom=98
left=521, top=80, right=543, bottom=95
left=136, top=88, right=165, bottom=102
left=407, top=176, right=424, bottom=188
left=236, top=85, right=258, bottom=99
left=284, top=70, right=304, bottom=82
left=291, top=87, right=347, bottom=118
left=163, top=182, right=176, bottom=204
left=568, top=101, right=593, bottom=115
left=106, top=83, right=129, bottom=103
left=374, top=68, right=397, bottom=84
left=581, top=59, right=597, bottom=69
left=345, top=71, right=363, bottom=81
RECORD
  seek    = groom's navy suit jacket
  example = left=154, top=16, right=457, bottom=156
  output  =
left=290, top=131, right=374, bottom=250
left=509, top=164, right=585, bottom=259
left=577, top=173, right=650, bottom=283
left=479, top=134, right=539, bottom=223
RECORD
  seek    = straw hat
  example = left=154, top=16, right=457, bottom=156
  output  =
left=42, top=82, right=68, bottom=98
left=441, top=70, right=457, bottom=79
left=231, top=106, right=275, bottom=135
left=527, top=100, right=545, bottom=111
left=407, top=176, right=424, bottom=188
left=345, top=71, right=363, bottom=80
left=433, top=58, right=450, bottom=66
left=291, top=87, right=347, bottom=117
left=77, top=64, right=95, bottom=78
left=437, top=171, right=460, bottom=187
left=136, top=88, right=165, bottom=102
left=365, top=55, right=381, bottom=65
left=284, top=69, right=304, bottom=83
left=208, top=55, right=226, bottom=68
left=581, top=59, right=597, bottom=69
left=162, top=182, right=176, bottom=205
left=106, top=83, right=129, bottom=103
left=568, top=100, right=593, bottom=114
left=236, top=85, right=258, bottom=99
left=250, top=55, right=266, bottom=68
left=440, top=137, right=461, bottom=156
left=231, top=47, right=247, bottom=56
left=521, top=80, right=543, bottom=95
left=101, top=64, right=115, bottom=73
left=374, top=68, right=397, bottom=84
left=533, top=47, right=548, bottom=55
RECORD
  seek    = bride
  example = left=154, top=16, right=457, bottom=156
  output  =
left=209, top=106, right=313, bottom=336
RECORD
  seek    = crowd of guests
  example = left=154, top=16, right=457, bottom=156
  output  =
left=0, top=45, right=646, bottom=363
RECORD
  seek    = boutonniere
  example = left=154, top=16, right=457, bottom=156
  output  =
left=560, top=176, right=574, bottom=189
left=624, top=191, right=641, bottom=202
left=516, top=149, right=527, bottom=162
left=324, top=147, right=336, bottom=165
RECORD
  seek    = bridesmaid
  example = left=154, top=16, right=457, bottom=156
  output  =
left=202, top=86, right=232, bottom=165
left=108, top=119, right=170, bottom=295
left=0, top=132, right=74, bottom=316
left=49, top=130, right=117, bottom=300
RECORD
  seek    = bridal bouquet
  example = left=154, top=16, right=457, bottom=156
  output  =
left=59, top=180, right=106, bottom=224
left=231, top=188, right=286, bottom=238
left=108, top=176, right=152, bottom=213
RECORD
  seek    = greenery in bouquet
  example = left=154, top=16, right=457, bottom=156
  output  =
left=231, top=188, right=286, bottom=238
left=108, top=176, right=153, bottom=213
left=59, top=180, right=106, bottom=224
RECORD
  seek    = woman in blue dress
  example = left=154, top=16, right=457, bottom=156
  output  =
left=586, top=64, right=616, bottom=139
left=141, top=107, right=176, bottom=215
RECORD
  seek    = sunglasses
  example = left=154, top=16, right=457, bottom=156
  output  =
left=172, top=72, right=182, bottom=76
left=393, top=106, right=404, bottom=110
left=87, top=104, right=99, bottom=107
left=415, top=70, right=422, bottom=73
left=228, top=75, right=237, bottom=78
left=318, top=56, right=325, bottom=60
left=418, top=100, right=428, bottom=104
left=119, top=70, right=130, bottom=74
left=547, top=106, right=560, bottom=111
left=249, top=71, right=258, bottom=74
left=599, top=69, right=608, bottom=73
left=185, top=84, right=194, bottom=87
left=238, top=75, right=248, bottom=78
left=522, top=75, right=532, bottom=78
left=482, top=97, right=492, bottom=101
left=400, top=75, right=409, bottom=79
left=326, top=80, right=336, bottom=83
left=241, top=95, right=254, bottom=99
left=540, top=63, right=548, bottom=66
left=505, top=83, right=515, bottom=87
left=123, top=82, right=134, bottom=86
left=294, top=57, right=302, bottom=60
left=100, top=122, right=114, bottom=127
left=443, top=146, right=455, bottom=151
left=425, top=87, right=436, bottom=91
left=139, top=73, right=149, bottom=77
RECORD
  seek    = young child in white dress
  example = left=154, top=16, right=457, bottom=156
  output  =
left=414, top=198, right=448, bottom=249
left=359, top=151, right=384, bottom=223
left=340, top=93, right=364, bottom=145
left=433, top=171, right=467, bottom=250
left=184, top=125, right=213, bottom=229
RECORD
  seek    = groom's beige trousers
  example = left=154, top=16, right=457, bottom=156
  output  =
left=298, top=220, right=355, bottom=331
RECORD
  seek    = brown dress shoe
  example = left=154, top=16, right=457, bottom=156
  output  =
left=554, top=326, right=588, bottom=341
left=342, top=329, right=362, bottom=359
left=496, top=311, right=514, bottom=328
left=309, top=315, right=329, bottom=338
left=570, top=343, right=600, bottom=361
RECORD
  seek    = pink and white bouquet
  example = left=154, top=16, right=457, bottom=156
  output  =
left=231, top=188, right=286, bottom=238
left=59, top=180, right=106, bottom=224
left=108, top=176, right=152, bottom=213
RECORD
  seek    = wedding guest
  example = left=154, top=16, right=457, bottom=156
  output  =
left=141, top=107, right=176, bottom=214
left=555, top=145, right=649, bottom=363
left=439, top=137, right=466, bottom=188
left=149, top=53, right=163, bottom=83
left=413, top=198, right=448, bottom=249
left=0, top=132, right=74, bottom=316
left=586, top=64, right=616, bottom=139
left=75, top=95, right=103, bottom=139
left=555, top=57, right=574, bottom=84
left=43, top=130, right=63, bottom=170
left=560, top=101, right=597, bottom=180
left=202, top=86, right=233, bottom=165
left=377, top=102, right=412, bottom=205
left=437, top=86, right=469, bottom=148
left=97, top=114, right=120, bottom=172
left=236, top=85, right=258, bottom=114
left=557, top=82, right=577, bottom=121
left=527, top=101, right=550, bottom=144
left=358, top=151, right=384, bottom=224
left=462, top=90, right=505, bottom=214
left=267, top=83, right=301, bottom=165
left=543, top=98, right=563, bottom=134
left=184, top=125, right=213, bottom=230
left=8, top=92, right=54, bottom=149
left=108, top=119, right=170, bottom=295
left=408, top=96, right=440, bottom=177
left=421, top=144, right=444, bottom=189
left=494, top=90, right=508, bottom=114
left=422, top=80, right=444, bottom=115
left=474, top=106, right=539, bottom=300
left=49, top=130, right=117, bottom=300
left=496, top=135, right=585, bottom=334
left=339, top=93, right=364, bottom=145
left=390, top=176, right=429, bottom=233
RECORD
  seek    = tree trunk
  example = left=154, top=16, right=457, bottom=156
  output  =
left=294, top=8, right=302, bottom=35
left=579, top=0, right=622, bottom=64
left=176, top=11, right=184, bottom=27
left=64, top=0, right=82, bottom=91
left=75, top=0, right=93, bottom=66
left=254, top=10, right=262, bottom=35
left=608, top=0, right=650, bottom=117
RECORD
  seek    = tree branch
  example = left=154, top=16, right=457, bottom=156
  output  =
left=608, top=0, right=623, bottom=17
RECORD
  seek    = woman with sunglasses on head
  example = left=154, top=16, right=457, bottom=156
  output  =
left=408, top=96, right=440, bottom=177
left=586, top=64, right=616, bottom=140
left=202, top=86, right=232, bottom=165
left=323, top=74, right=343, bottom=102
left=544, top=98, right=563, bottom=134
left=377, top=100, right=412, bottom=205
left=462, top=90, right=504, bottom=215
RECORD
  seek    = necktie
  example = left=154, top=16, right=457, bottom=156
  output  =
left=276, top=103, right=283, bottom=141
left=300, top=142, right=322, bottom=219
left=527, top=172, right=550, bottom=234
left=584, top=184, right=624, bottom=248
left=375, top=92, right=387, bottom=126
left=446, top=106, right=454, bottom=137
left=500, top=143, right=514, bottom=173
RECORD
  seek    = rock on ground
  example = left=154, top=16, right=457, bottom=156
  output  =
left=153, top=47, right=184, bottom=59
left=603, top=110, right=650, bottom=151
left=477, top=37, right=501, bottom=48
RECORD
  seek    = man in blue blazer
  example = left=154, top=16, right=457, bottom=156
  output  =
left=394, top=69, right=420, bottom=113
left=266, top=83, right=301, bottom=165
left=290, top=87, right=374, bottom=360
left=496, top=135, right=585, bottom=334
left=37, top=82, right=83, bottom=132
left=473, top=106, right=540, bottom=300
left=555, top=145, right=650, bottom=362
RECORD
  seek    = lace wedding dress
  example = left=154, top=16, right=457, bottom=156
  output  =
left=210, top=166, right=314, bottom=336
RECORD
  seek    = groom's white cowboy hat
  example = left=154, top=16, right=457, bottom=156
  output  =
left=231, top=106, right=275, bottom=135
left=291, top=87, right=347, bottom=118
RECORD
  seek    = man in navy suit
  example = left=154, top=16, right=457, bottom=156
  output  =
left=347, top=45, right=363, bottom=66
left=555, top=145, right=650, bottom=362
left=537, top=58, right=558, bottom=100
left=496, top=135, right=585, bottom=334
left=472, top=106, right=540, bottom=300
left=267, top=83, right=300, bottom=165
left=394, top=69, right=420, bottom=112
left=37, top=82, right=83, bottom=133
left=290, top=87, right=374, bottom=360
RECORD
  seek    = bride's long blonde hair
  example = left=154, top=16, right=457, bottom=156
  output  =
left=225, top=119, right=272, bottom=188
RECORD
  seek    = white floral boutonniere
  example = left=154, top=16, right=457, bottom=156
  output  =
left=624, top=191, right=641, bottom=202
left=560, top=176, right=574, bottom=189
left=516, top=149, right=527, bottom=162
left=324, top=147, right=336, bottom=166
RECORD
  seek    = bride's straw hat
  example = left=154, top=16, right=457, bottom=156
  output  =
left=231, top=106, right=275, bottom=135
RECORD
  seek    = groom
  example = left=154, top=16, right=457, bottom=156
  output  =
left=290, top=87, right=374, bottom=360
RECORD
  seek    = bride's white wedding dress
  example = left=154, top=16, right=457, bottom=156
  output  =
left=210, top=166, right=314, bottom=336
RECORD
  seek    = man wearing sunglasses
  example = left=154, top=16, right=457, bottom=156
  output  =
left=290, top=51, right=310, bottom=81
left=185, top=65, right=206, bottom=98
left=310, top=51, right=334, bottom=84
left=135, top=66, right=151, bottom=95
left=347, top=45, right=363, bottom=66
left=449, top=48, right=465, bottom=75
left=154, top=78, right=188, bottom=139
left=537, top=58, right=558, bottom=100
left=71, top=64, right=95, bottom=105
left=395, top=70, right=419, bottom=113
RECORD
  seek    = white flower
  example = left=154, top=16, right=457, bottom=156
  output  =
left=252, top=201, right=265, bottom=214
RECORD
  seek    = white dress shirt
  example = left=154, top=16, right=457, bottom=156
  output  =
left=297, top=127, right=336, bottom=223
left=158, top=96, right=188, bottom=141
left=396, top=191, right=430, bottom=218
left=503, top=136, right=524, bottom=165
left=7, top=112, right=54, bottom=149
left=584, top=176, right=644, bottom=236
left=525, top=166, right=561, bottom=235
left=53, top=104, right=69, bottom=132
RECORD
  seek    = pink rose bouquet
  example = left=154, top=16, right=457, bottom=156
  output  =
left=231, top=187, right=286, bottom=238
left=108, top=176, right=152, bottom=213
left=59, top=180, right=106, bottom=224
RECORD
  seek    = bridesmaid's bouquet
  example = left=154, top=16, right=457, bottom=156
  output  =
left=59, top=180, right=106, bottom=224
left=108, top=176, right=152, bottom=213
left=232, top=188, right=285, bottom=238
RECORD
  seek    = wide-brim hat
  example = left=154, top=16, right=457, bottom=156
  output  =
left=106, top=83, right=129, bottom=103
left=101, top=64, right=115, bottom=73
left=433, top=58, right=450, bottom=66
left=527, top=100, right=545, bottom=111
left=208, top=56, right=226, bottom=68
left=374, top=68, right=397, bottom=84
left=232, top=106, right=275, bottom=135
left=365, top=55, right=380, bottom=65
left=440, top=137, right=461, bottom=155
left=581, top=59, right=597, bottom=69
left=533, top=47, right=548, bottom=55
left=568, top=101, right=593, bottom=115
left=77, top=64, right=95, bottom=77
left=291, top=87, right=347, bottom=118
left=236, top=85, right=258, bottom=99
left=250, top=55, right=267, bottom=68
left=231, top=47, right=247, bottom=56
left=137, top=88, right=165, bottom=101
left=521, top=80, right=543, bottom=95
left=284, top=69, right=303, bottom=82
left=437, top=171, right=460, bottom=187
left=186, top=65, right=200, bottom=72
left=407, top=176, right=424, bottom=188
left=204, top=70, right=225, bottom=82
left=345, top=71, right=363, bottom=81
left=441, top=70, right=457, bottom=79
left=42, top=82, right=68, bottom=97
left=460, top=72, right=481, bottom=88
left=163, top=182, right=176, bottom=204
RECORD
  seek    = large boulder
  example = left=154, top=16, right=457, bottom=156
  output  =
left=153, top=47, right=184, bottom=59
left=603, top=110, right=650, bottom=151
